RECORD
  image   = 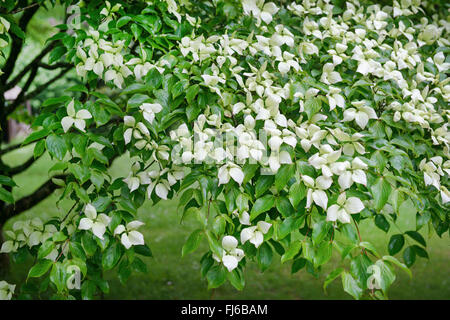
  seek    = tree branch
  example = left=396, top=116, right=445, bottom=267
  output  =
left=5, top=41, right=58, bottom=91
left=5, top=63, right=39, bottom=115
left=10, top=2, right=40, bottom=14
left=0, top=4, right=39, bottom=85
left=6, top=153, right=42, bottom=175
left=6, top=65, right=72, bottom=115
left=0, top=143, right=24, bottom=156
left=38, top=62, right=73, bottom=70
left=1, top=174, right=66, bottom=225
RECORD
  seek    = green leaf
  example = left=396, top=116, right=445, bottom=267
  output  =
left=0, top=175, right=16, bottom=187
left=388, top=234, right=405, bottom=255
left=390, top=189, right=404, bottom=214
left=376, top=259, right=396, bottom=293
left=131, top=23, right=142, bottom=40
left=412, top=245, right=429, bottom=259
left=278, top=216, right=301, bottom=240
left=131, top=257, right=148, bottom=273
left=250, top=195, right=275, bottom=221
left=119, top=198, right=137, bottom=215
left=69, top=242, right=86, bottom=260
left=281, top=241, right=302, bottom=263
left=52, top=231, right=67, bottom=242
left=46, top=135, right=67, bottom=161
left=205, top=231, right=223, bottom=259
left=304, top=97, right=322, bottom=120
left=323, top=268, right=343, bottom=293
left=28, top=260, right=53, bottom=279
left=206, top=265, right=227, bottom=289
left=146, top=68, right=163, bottom=89
left=49, top=46, right=66, bottom=64
left=182, top=229, right=203, bottom=257
left=81, top=233, right=97, bottom=257
left=257, top=242, right=273, bottom=272
left=236, top=193, right=250, bottom=213
left=186, top=84, right=200, bottom=104
left=127, top=93, right=150, bottom=107
left=227, top=269, right=245, bottom=291
left=274, top=164, right=294, bottom=192
left=291, top=258, right=307, bottom=274
left=9, top=21, right=26, bottom=39
left=34, top=139, right=46, bottom=158
left=403, top=246, right=416, bottom=267
left=66, top=85, right=88, bottom=94
left=42, top=96, right=71, bottom=107
left=288, top=182, right=306, bottom=208
left=255, top=175, right=274, bottom=198
left=69, top=163, right=90, bottom=184
left=118, top=260, right=132, bottom=284
left=117, top=16, right=132, bottom=28
left=90, top=171, right=105, bottom=191
left=50, top=263, right=66, bottom=293
left=370, top=178, right=391, bottom=211
left=416, top=211, right=431, bottom=231
left=340, top=224, right=359, bottom=244
left=314, top=242, right=332, bottom=266
left=37, top=241, right=55, bottom=260
left=0, top=187, right=14, bottom=203
left=81, top=280, right=97, bottom=300
left=382, top=255, right=411, bottom=278
left=302, top=240, right=315, bottom=263
left=92, top=196, right=111, bottom=212
left=350, top=254, right=371, bottom=290
left=312, top=220, right=331, bottom=245
left=405, top=231, right=426, bottom=247
left=200, top=254, right=214, bottom=278
left=242, top=164, right=258, bottom=184
left=102, top=242, right=122, bottom=270
left=359, top=241, right=380, bottom=258
left=374, top=214, right=390, bottom=233
left=22, top=128, right=50, bottom=145
left=171, top=80, right=187, bottom=99
left=275, top=196, right=295, bottom=217
left=341, top=271, right=363, bottom=300
left=134, top=245, right=153, bottom=257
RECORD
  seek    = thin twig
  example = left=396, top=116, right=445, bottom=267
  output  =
left=55, top=239, right=70, bottom=263
left=353, top=218, right=366, bottom=255
left=11, top=2, right=40, bottom=14
left=61, top=201, right=78, bottom=223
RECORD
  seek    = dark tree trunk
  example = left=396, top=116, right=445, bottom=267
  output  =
left=0, top=93, right=9, bottom=143
left=0, top=224, right=10, bottom=277
left=0, top=118, right=9, bottom=143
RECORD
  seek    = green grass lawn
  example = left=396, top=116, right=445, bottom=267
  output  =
left=2, top=145, right=449, bottom=299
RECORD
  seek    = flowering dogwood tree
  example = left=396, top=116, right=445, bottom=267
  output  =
left=0, top=0, right=449, bottom=300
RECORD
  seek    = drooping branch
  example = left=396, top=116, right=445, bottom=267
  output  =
left=5, top=154, right=42, bottom=175
left=1, top=174, right=66, bottom=225
left=0, top=142, right=23, bottom=156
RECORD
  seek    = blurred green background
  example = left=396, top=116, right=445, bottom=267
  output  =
left=2, top=144, right=449, bottom=300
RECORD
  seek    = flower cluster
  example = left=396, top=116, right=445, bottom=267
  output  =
left=76, top=29, right=132, bottom=88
